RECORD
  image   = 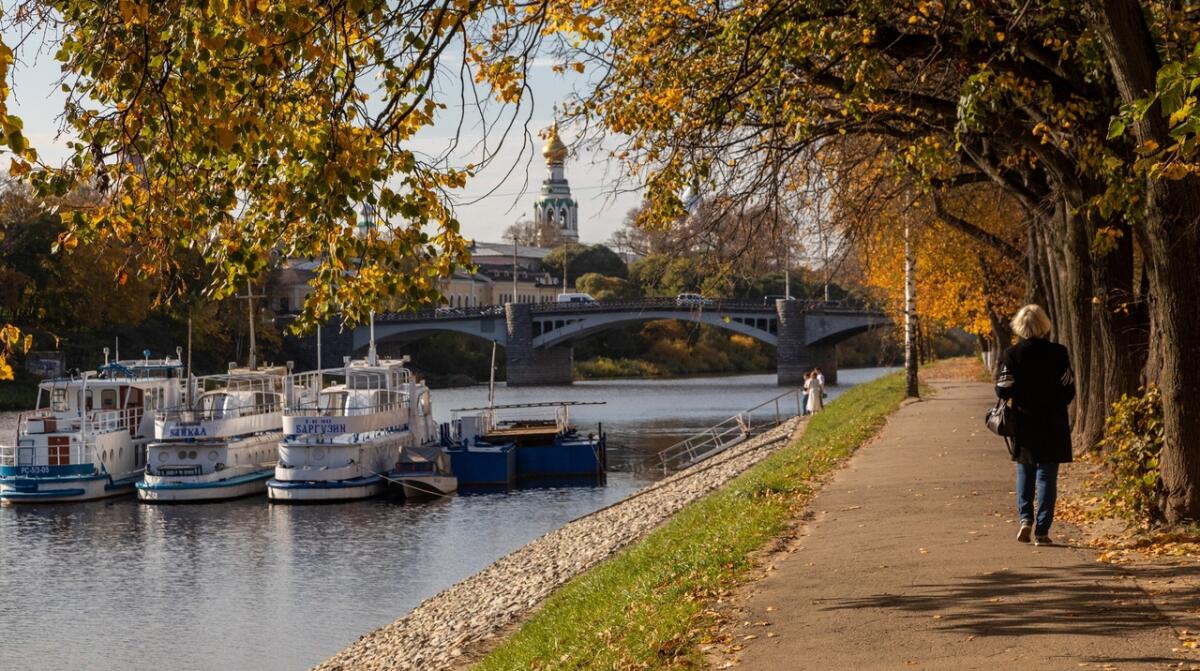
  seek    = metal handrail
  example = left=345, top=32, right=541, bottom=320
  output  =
left=373, top=298, right=882, bottom=322
left=657, top=388, right=804, bottom=473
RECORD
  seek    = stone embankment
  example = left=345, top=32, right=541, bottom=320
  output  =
left=313, top=417, right=805, bottom=671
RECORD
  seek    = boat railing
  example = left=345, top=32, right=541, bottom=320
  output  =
left=156, top=400, right=283, bottom=424
left=0, top=434, right=96, bottom=467
left=657, top=388, right=805, bottom=473
left=450, top=401, right=606, bottom=435
left=86, top=407, right=143, bottom=435
left=285, top=397, right=410, bottom=418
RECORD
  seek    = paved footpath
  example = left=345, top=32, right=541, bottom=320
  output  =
left=730, top=381, right=1189, bottom=670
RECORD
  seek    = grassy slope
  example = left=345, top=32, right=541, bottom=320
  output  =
left=474, top=372, right=907, bottom=670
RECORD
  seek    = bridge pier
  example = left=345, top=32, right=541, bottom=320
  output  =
left=505, top=303, right=574, bottom=386
left=776, top=300, right=839, bottom=386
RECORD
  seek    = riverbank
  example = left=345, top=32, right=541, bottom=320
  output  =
left=312, top=372, right=905, bottom=671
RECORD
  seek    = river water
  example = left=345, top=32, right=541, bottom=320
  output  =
left=0, top=368, right=891, bottom=671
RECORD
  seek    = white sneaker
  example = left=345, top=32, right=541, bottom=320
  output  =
left=1016, top=522, right=1033, bottom=543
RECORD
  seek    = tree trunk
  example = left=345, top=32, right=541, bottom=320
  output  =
left=904, top=222, right=919, bottom=397
left=1092, top=0, right=1200, bottom=521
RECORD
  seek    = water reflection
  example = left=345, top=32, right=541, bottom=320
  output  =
left=0, top=369, right=891, bottom=670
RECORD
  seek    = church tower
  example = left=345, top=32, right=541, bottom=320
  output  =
left=533, top=123, right=579, bottom=243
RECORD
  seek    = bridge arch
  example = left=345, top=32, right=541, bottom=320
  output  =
left=531, top=310, right=779, bottom=349
left=355, top=320, right=507, bottom=352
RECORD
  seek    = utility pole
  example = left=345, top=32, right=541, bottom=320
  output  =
left=562, top=242, right=569, bottom=294
left=904, top=221, right=919, bottom=398
left=512, top=226, right=519, bottom=304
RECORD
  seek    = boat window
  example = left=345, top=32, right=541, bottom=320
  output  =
left=198, top=393, right=228, bottom=419
left=346, top=391, right=372, bottom=415
left=320, top=391, right=347, bottom=415
left=348, top=372, right=384, bottom=390
left=100, top=389, right=117, bottom=410
left=85, top=390, right=94, bottom=411
left=51, top=388, right=68, bottom=412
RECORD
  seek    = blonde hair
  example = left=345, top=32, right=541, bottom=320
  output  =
left=1011, top=304, right=1052, bottom=339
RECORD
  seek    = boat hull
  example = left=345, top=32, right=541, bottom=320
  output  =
left=0, top=467, right=141, bottom=504
left=446, top=444, right=516, bottom=486
left=396, top=475, right=457, bottom=499
left=266, top=475, right=387, bottom=502
left=137, top=469, right=272, bottom=503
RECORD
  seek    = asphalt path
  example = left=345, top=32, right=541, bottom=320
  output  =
left=729, top=381, right=1189, bottom=670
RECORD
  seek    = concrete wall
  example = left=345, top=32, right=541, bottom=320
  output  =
left=505, top=303, right=574, bottom=386
left=776, top=300, right=839, bottom=386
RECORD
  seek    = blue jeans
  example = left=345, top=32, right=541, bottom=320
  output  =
left=1016, top=462, right=1059, bottom=536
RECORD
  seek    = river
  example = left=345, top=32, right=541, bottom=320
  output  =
left=0, top=368, right=892, bottom=671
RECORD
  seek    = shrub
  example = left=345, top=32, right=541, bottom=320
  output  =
left=1097, top=385, right=1165, bottom=526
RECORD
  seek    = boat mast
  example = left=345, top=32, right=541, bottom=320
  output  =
left=487, top=341, right=497, bottom=431
left=186, top=316, right=193, bottom=405
left=487, top=341, right=497, bottom=410
left=367, top=310, right=378, bottom=366
left=237, top=281, right=264, bottom=370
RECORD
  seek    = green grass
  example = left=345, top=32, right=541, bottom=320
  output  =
left=474, top=372, right=907, bottom=671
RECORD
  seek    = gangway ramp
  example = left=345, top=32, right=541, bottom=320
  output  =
left=656, top=388, right=804, bottom=473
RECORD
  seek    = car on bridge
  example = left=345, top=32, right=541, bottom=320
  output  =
left=557, top=292, right=598, bottom=304
left=675, top=293, right=714, bottom=308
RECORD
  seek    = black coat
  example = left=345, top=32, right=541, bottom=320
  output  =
left=995, top=338, right=1076, bottom=464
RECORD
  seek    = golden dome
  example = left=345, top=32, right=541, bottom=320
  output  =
left=543, top=122, right=568, bottom=163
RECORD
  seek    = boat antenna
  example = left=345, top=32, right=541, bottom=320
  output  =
left=103, top=346, right=110, bottom=366
left=367, top=310, right=378, bottom=366
left=115, top=336, right=119, bottom=362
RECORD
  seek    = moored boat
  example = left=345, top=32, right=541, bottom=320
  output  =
left=0, top=354, right=186, bottom=503
left=137, top=366, right=301, bottom=502
left=391, top=444, right=457, bottom=499
left=443, top=402, right=607, bottom=484
left=268, top=316, right=438, bottom=503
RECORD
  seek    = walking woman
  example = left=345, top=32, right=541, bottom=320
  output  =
left=806, top=369, right=824, bottom=415
left=996, top=304, right=1075, bottom=546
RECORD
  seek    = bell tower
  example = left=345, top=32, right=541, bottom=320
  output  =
left=533, top=123, right=579, bottom=243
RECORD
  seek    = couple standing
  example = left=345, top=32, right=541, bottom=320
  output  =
left=802, top=368, right=825, bottom=415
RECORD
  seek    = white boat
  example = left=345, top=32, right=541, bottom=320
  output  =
left=137, top=366, right=302, bottom=502
left=391, top=444, right=457, bottom=498
left=268, top=316, right=438, bottom=503
left=0, top=354, right=186, bottom=503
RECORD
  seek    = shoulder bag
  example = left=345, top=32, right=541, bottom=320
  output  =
left=985, top=398, right=1018, bottom=458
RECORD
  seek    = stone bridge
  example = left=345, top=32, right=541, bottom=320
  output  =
left=345, top=299, right=891, bottom=387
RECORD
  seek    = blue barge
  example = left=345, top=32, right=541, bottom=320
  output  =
left=441, top=402, right=606, bottom=487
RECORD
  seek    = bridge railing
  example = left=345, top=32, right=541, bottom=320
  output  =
left=656, top=388, right=805, bottom=473
left=374, top=298, right=880, bottom=322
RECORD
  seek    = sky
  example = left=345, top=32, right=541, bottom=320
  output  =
left=4, top=36, right=643, bottom=247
